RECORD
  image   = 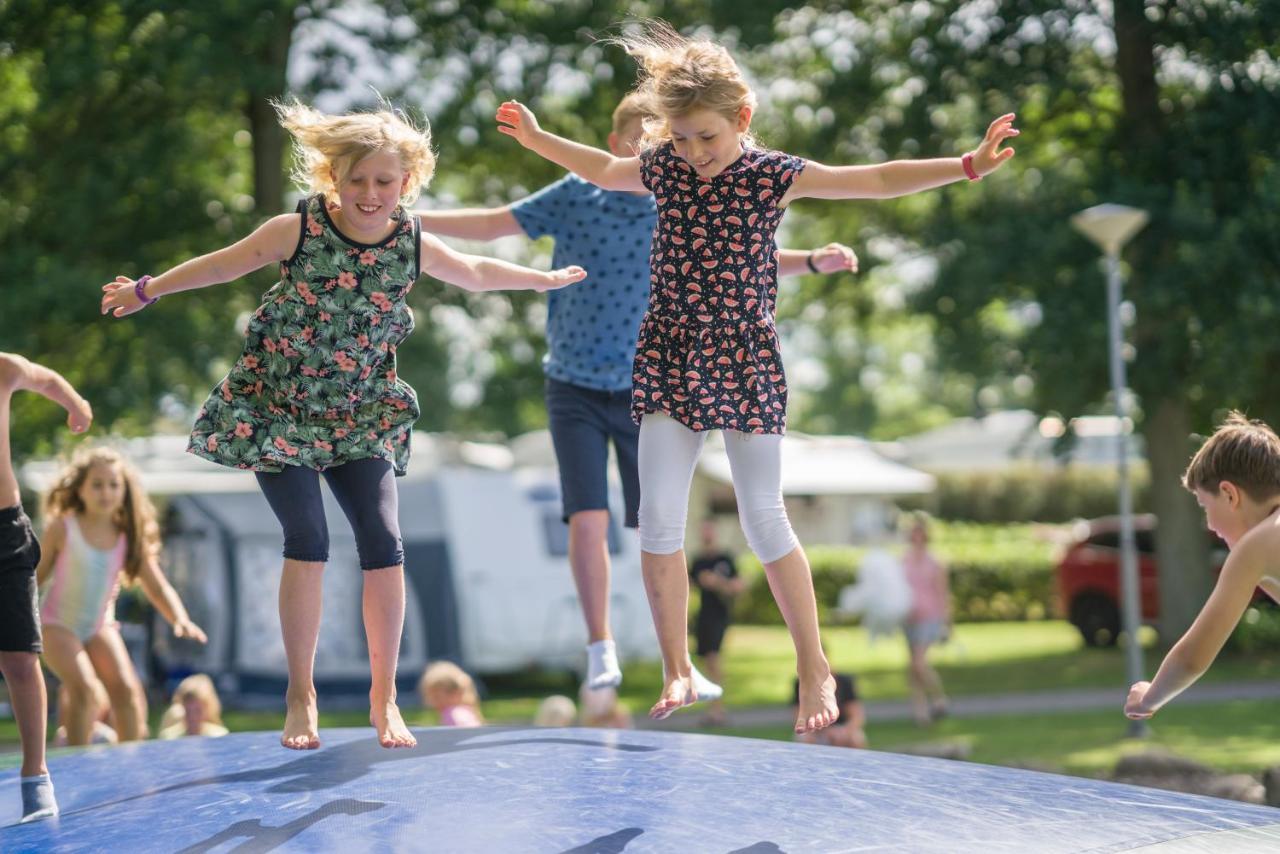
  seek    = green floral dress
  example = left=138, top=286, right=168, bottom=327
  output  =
left=189, top=195, right=421, bottom=475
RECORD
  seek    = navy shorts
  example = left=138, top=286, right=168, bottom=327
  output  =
left=0, top=505, right=43, bottom=653
left=545, top=377, right=640, bottom=528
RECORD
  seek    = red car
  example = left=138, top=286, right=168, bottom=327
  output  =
left=1056, top=515, right=1233, bottom=646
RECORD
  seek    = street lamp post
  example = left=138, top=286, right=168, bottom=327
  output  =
left=1071, top=203, right=1150, bottom=738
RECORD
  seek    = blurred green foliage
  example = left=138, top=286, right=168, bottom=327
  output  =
left=898, top=463, right=1152, bottom=523
left=730, top=522, right=1060, bottom=625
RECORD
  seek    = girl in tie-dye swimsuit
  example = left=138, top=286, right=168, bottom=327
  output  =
left=36, top=447, right=207, bottom=745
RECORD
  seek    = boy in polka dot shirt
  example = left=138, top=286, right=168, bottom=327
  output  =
left=416, top=94, right=857, bottom=692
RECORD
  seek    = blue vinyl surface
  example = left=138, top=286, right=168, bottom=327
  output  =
left=3, top=726, right=1280, bottom=852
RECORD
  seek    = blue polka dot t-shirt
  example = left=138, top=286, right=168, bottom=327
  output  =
left=511, top=175, right=656, bottom=392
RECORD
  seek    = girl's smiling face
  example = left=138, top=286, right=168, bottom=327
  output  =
left=333, top=150, right=408, bottom=234
left=668, top=107, right=750, bottom=178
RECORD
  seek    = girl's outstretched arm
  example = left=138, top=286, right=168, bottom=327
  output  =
left=100, top=213, right=303, bottom=317
left=413, top=207, right=524, bottom=242
left=1124, top=531, right=1268, bottom=719
left=496, top=101, right=644, bottom=192
left=137, top=554, right=208, bottom=643
left=782, top=114, right=1019, bottom=205
left=33, top=515, right=67, bottom=588
left=777, top=244, right=859, bottom=277
left=420, top=231, right=587, bottom=293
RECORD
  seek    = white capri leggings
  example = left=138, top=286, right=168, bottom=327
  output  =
left=638, top=412, right=800, bottom=563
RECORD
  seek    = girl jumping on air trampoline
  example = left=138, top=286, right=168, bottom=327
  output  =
left=101, top=100, right=586, bottom=750
left=38, top=447, right=207, bottom=745
left=496, top=20, right=1018, bottom=733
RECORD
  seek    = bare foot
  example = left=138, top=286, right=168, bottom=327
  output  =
left=371, top=697, right=417, bottom=748
left=649, top=673, right=697, bottom=721
left=795, top=673, right=838, bottom=735
left=281, top=688, right=319, bottom=750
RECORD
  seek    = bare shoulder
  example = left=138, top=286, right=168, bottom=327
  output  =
left=1224, top=519, right=1280, bottom=588
left=1245, top=516, right=1280, bottom=582
left=41, top=512, right=69, bottom=544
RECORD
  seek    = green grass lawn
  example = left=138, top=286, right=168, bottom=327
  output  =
left=719, top=699, right=1280, bottom=778
left=3, top=620, right=1277, bottom=778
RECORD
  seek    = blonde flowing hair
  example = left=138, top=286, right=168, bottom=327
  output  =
left=275, top=99, right=436, bottom=206
left=608, top=20, right=758, bottom=149
left=42, top=446, right=160, bottom=583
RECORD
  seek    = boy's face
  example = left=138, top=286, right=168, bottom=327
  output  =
left=608, top=116, right=646, bottom=157
left=668, top=107, right=750, bottom=178
left=1195, top=484, right=1249, bottom=547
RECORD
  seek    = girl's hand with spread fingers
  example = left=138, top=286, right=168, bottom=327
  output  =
left=969, top=113, right=1020, bottom=177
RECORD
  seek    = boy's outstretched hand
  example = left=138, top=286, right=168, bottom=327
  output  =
left=970, top=113, right=1019, bottom=177
left=496, top=101, right=542, bottom=148
left=1124, top=680, right=1154, bottom=719
left=539, top=266, right=588, bottom=292
left=64, top=396, right=93, bottom=434
left=809, top=243, right=860, bottom=274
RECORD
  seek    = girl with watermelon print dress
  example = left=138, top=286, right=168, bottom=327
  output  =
left=496, top=21, right=1018, bottom=734
left=101, top=100, right=585, bottom=751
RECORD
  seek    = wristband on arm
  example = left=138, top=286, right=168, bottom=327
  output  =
left=805, top=252, right=819, bottom=274
left=961, top=152, right=981, bottom=182
left=135, top=275, right=159, bottom=306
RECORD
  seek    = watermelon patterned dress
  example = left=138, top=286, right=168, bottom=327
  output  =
left=633, top=142, right=806, bottom=434
left=188, top=195, right=422, bottom=475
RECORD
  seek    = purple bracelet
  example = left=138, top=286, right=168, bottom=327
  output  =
left=134, top=275, right=158, bottom=306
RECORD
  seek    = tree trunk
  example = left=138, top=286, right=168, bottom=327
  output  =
left=246, top=4, right=298, bottom=214
left=1145, top=396, right=1211, bottom=640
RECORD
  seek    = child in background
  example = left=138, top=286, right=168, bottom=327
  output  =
left=689, top=519, right=744, bottom=727
left=902, top=513, right=950, bottom=725
left=0, top=352, right=92, bottom=823
left=420, top=660, right=484, bottom=727
left=496, top=20, right=1018, bottom=732
left=1126, top=413, right=1280, bottom=720
left=37, top=446, right=207, bottom=745
left=534, top=694, right=577, bottom=727
left=101, top=100, right=584, bottom=750
left=159, top=673, right=230, bottom=739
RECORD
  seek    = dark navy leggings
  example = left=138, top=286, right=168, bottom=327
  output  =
left=255, top=458, right=403, bottom=570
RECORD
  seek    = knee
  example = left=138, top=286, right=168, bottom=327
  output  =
left=638, top=499, right=687, bottom=555
left=63, top=677, right=101, bottom=706
left=282, top=518, right=329, bottom=563
left=355, top=522, right=403, bottom=571
left=101, top=673, right=141, bottom=706
left=568, top=509, right=610, bottom=539
left=0, top=652, right=39, bottom=683
left=737, top=500, right=797, bottom=564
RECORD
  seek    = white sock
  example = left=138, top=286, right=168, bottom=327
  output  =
left=586, top=639, right=622, bottom=690
left=690, top=665, right=723, bottom=701
left=20, top=773, right=58, bottom=823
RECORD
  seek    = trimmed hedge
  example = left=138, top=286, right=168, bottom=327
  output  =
left=897, top=464, right=1151, bottom=524
left=728, top=522, right=1060, bottom=625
